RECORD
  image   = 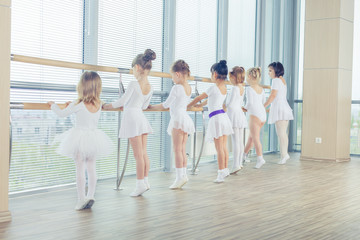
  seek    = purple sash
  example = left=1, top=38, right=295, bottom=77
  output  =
left=209, top=109, right=225, bottom=118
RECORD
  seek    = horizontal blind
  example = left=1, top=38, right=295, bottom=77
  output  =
left=9, top=0, right=84, bottom=192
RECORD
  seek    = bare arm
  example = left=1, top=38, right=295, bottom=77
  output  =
left=187, top=92, right=208, bottom=109
left=264, top=89, right=278, bottom=108
left=148, top=103, right=168, bottom=111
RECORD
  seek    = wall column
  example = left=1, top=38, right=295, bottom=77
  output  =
left=301, top=0, right=354, bottom=162
left=0, top=0, right=12, bottom=222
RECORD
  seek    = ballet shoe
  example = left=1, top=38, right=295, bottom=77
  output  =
left=144, top=179, right=150, bottom=190
left=74, top=199, right=88, bottom=211
left=169, top=178, right=187, bottom=189
left=243, top=153, right=250, bottom=163
left=278, top=154, right=290, bottom=165
left=213, top=170, right=226, bottom=183
left=83, top=198, right=95, bottom=209
left=255, top=159, right=266, bottom=169
left=130, top=182, right=148, bottom=197
left=224, top=168, right=230, bottom=177
left=230, top=165, right=242, bottom=175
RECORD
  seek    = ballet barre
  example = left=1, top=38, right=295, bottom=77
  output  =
left=9, top=102, right=206, bottom=190
left=10, top=54, right=271, bottom=89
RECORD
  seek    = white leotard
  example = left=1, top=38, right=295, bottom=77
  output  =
left=51, top=101, right=113, bottom=158
left=111, top=81, right=153, bottom=138
left=244, top=86, right=266, bottom=122
left=226, top=86, right=247, bottom=129
left=268, top=78, right=294, bottom=124
left=204, top=85, right=233, bottom=142
left=162, top=84, right=195, bottom=135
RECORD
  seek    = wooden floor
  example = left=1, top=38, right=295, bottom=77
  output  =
left=2, top=153, right=360, bottom=239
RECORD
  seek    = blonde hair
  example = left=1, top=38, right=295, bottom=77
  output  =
left=246, top=67, right=261, bottom=83
left=76, top=71, right=102, bottom=105
left=229, top=66, right=245, bottom=84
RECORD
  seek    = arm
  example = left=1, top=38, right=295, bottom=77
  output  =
left=264, top=90, right=277, bottom=108
left=148, top=103, right=167, bottom=111
left=187, top=92, right=208, bottom=109
left=243, top=87, right=251, bottom=111
left=110, top=82, right=135, bottom=109
left=142, top=91, right=153, bottom=110
left=48, top=101, right=79, bottom=118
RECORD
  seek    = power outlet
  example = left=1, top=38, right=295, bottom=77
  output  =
left=315, top=137, right=322, bottom=144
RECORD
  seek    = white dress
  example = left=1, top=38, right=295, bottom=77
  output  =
left=51, top=102, right=113, bottom=159
left=268, top=78, right=294, bottom=124
left=162, top=84, right=195, bottom=136
left=244, top=87, right=267, bottom=122
left=205, top=85, right=234, bottom=142
left=112, top=81, right=153, bottom=138
left=226, top=86, right=247, bottom=129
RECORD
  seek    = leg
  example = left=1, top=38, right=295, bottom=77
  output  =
left=231, top=128, right=240, bottom=168
left=214, top=136, right=225, bottom=170
left=249, top=116, right=266, bottom=169
left=142, top=134, right=150, bottom=177
left=275, top=120, right=290, bottom=164
left=85, top=156, right=97, bottom=199
left=223, top=135, right=229, bottom=169
left=172, top=128, right=185, bottom=168
left=275, top=120, right=289, bottom=158
left=239, top=128, right=244, bottom=166
left=244, top=134, right=254, bottom=155
left=129, top=136, right=147, bottom=196
left=74, top=154, right=86, bottom=201
left=182, top=132, right=189, bottom=181
left=129, top=136, right=145, bottom=180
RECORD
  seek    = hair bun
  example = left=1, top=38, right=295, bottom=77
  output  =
left=143, top=49, right=156, bottom=61
left=219, top=60, right=227, bottom=66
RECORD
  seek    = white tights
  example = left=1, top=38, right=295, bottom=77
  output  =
left=231, top=128, right=244, bottom=168
left=275, top=120, right=289, bottom=158
left=75, top=154, right=97, bottom=201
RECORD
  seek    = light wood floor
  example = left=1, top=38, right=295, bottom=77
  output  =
left=2, top=153, right=360, bottom=240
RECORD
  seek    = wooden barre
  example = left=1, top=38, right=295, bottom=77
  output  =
left=12, top=102, right=205, bottom=112
left=11, top=54, right=270, bottom=89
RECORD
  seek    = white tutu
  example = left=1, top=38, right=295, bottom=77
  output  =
left=119, top=108, right=153, bottom=138
left=268, top=103, right=294, bottom=124
left=227, top=109, right=247, bottom=129
left=205, top=113, right=234, bottom=142
left=167, top=113, right=195, bottom=136
left=55, top=127, right=113, bottom=159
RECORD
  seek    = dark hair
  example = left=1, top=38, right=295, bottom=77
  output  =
left=210, top=60, right=228, bottom=80
left=229, top=66, right=245, bottom=84
left=171, top=59, right=190, bottom=76
left=132, top=49, right=156, bottom=70
left=268, top=62, right=284, bottom=77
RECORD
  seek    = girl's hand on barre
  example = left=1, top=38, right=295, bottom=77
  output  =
left=65, top=101, right=72, bottom=107
left=47, top=101, right=55, bottom=107
left=242, top=107, right=247, bottom=112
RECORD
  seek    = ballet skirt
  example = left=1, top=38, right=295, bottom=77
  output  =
left=204, top=85, right=234, bottom=142
left=51, top=102, right=113, bottom=159
left=162, top=85, right=195, bottom=135
left=268, top=78, right=294, bottom=124
left=112, top=81, right=153, bottom=138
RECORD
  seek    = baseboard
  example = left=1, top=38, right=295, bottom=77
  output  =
left=300, top=155, right=351, bottom=163
left=0, top=211, right=11, bottom=223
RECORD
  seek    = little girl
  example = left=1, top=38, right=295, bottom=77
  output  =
left=102, top=49, right=156, bottom=197
left=48, top=71, right=113, bottom=210
left=187, top=60, right=233, bottom=183
left=243, top=67, right=267, bottom=169
left=226, top=66, right=247, bottom=174
left=148, top=60, right=195, bottom=189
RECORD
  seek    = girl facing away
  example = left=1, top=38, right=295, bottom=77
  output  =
left=148, top=60, right=195, bottom=189
left=243, top=67, right=267, bottom=169
left=102, top=49, right=156, bottom=197
left=48, top=71, right=113, bottom=210
left=264, top=62, right=294, bottom=164
left=187, top=60, right=234, bottom=183
left=226, top=66, right=247, bottom=174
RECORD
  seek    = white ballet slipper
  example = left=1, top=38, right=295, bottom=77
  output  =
left=255, top=158, right=266, bottom=169
left=243, top=153, right=250, bottom=163
left=169, top=177, right=187, bottom=189
left=230, top=165, right=242, bottom=175
left=278, top=154, right=290, bottom=165
left=144, top=177, right=150, bottom=190
left=83, top=198, right=95, bottom=209
left=130, top=181, right=148, bottom=197
left=224, top=168, right=230, bottom=177
left=75, top=199, right=88, bottom=211
left=213, top=170, right=226, bottom=183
